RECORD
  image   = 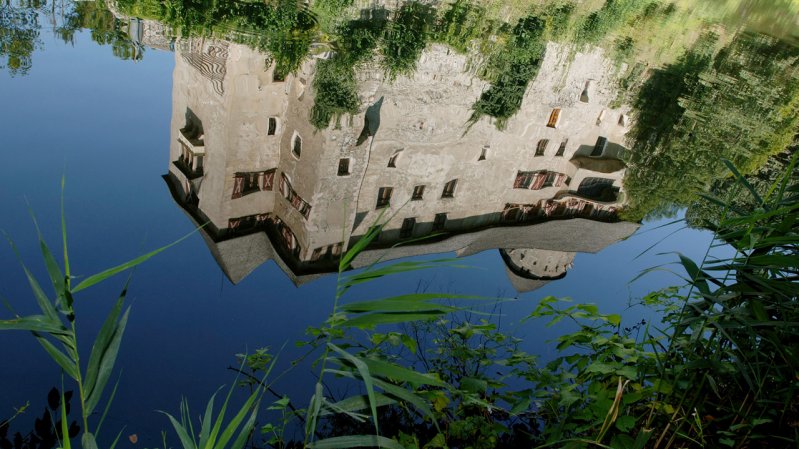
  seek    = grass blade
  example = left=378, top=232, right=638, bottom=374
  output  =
left=33, top=333, right=78, bottom=381
left=327, top=344, right=379, bottom=435
left=72, top=227, right=202, bottom=293
left=95, top=373, right=122, bottom=438
left=160, top=408, right=198, bottom=449
left=213, top=386, right=261, bottom=449
left=85, top=306, right=130, bottom=415
left=84, top=289, right=126, bottom=404
left=228, top=398, right=260, bottom=449
left=0, top=315, right=70, bottom=334
left=343, top=311, right=445, bottom=329
left=61, top=175, right=71, bottom=289
left=361, top=357, right=446, bottom=388
left=198, top=389, right=219, bottom=449
left=322, top=394, right=397, bottom=416
left=60, top=389, right=72, bottom=449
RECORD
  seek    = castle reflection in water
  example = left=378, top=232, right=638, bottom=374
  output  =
left=159, top=31, right=639, bottom=291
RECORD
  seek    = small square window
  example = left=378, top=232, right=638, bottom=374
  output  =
left=412, top=185, right=425, bottom=200
left=442, top=179, right=457, bottom=198
left=433, top=213, right=447, bottom=231
left=547, top=108, right=561, bottom=128
left=337, top=158, right=350, bottom=176
left=400, top=217, right=416, bottom=238
left=592, top=136, right=607, bottom=156
left=535, top=139, right=549, bottom=156
left=555, top=139, right=567, bottom=157
left=478, top=145, right=488, bottom=161
left=376, top=187, right=393, bottom=209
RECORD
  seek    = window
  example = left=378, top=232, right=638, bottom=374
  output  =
left=547, top=108, right=561, bottom=128
left=292, top=133, right=302, bottom=158
left=268, top=117, right=277, bottom=135
left=543, top=172, right=557, bottom=188
left=592, top=136, right=608, bottom=156
left=412, top=185, right=425, bottom=200
left=433, top=213, right=447, bottom=231
left=400, top=218, right=416, bottom=238
left=535, top=139, right=549, bottom=156
left=596, top=109, right=606, bottom=125
left=514, top=171, right=535, bottom=189
left=555, top=139, right=568, bottom=157
left=442, top=179, right=457, bottom=198
left=262, top=169, right=275, bottom=190
left=388, top=153, right=399, bottom=168
left=478, top=145, right=489, bottom=161
left=376, top=187, right=393, bottom=209
left=232, top=169, right=276, bottom=198
left=337, top=158, right=350, bottom=176
left=279, top=173, right=312, bottom=219
left=580, top=80, right=592, bottom=103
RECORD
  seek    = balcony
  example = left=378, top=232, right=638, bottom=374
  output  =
left=174, top=125, right=205, bottom=179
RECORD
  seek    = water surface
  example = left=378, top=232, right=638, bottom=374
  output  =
left=1, top=0, right=796, bottom=445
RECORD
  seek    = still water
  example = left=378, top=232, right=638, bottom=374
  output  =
left=1, top=0, right=796, bottom=446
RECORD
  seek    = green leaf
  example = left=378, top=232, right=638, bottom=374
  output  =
left=161, top=409, right=198, bottom=449
left=323, top=394, right=396, bottom=415
left=309, top=435, right=406, bottom=449
left=81, top=433, right=98, bottom=449
left=84, top=292, right=126, bottom=406
left=676, top=253, right=710, bottom=296
left=722, top=159, right=764, bottom=207
left=630, top=429, right=653, bottom=449
left=85, top=306, right=130, bottom=415
left=615, top=415, right=635, bottom=432
left=361, top=357, right=446, bottom=387
left=339, top=220, right=384, bottom=272
left=0, top=315, right=71, bottom=335
left=306, top=382, right=324, bottom=441
left=460, top=377, right=488, bottom=394
left=510, top=398, right=531, bottom=415
left=325, top=369, right=438, bottom=426
left=33, top=334, right=78, bottom=381
left=328, top=344, right=379, bottom=434
left=60, top=175, right=71, bottom=288
left=343, top=311, right=443, bottom=329
left=60, top=390, right=72, bottom=449
left=228, top=398, right=261, bottom=449
left=95, top=374, right=122, bottom=438
left=198, top=389, right=220, bottom=449
left=213, top=386, right=262, bottom=449
left=71, top=227, right=201, bottom=293
left=35, top=225, right=66, bottom=305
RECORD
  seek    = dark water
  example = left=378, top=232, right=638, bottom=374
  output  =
left=1, top=0, right=796, bottom=445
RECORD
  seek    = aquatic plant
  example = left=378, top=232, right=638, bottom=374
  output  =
left=0, top=179, right=196, bottom=449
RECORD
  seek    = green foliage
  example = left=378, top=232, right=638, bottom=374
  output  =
left=0, top=0, right=43, bottom=76
left=576, top=0, right=654, bottom=44
left=623, top=31, right=799, bottom=220
left=380, top=2, right=434, bottom=81
left=469, top=14, right=547, bottom=129
left=161, top=376, right=266, bottom=449
left=0, top=180, right=197, bottom=449
left=432, top=0, right=492, bottom=54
